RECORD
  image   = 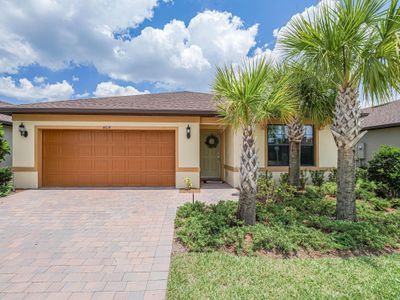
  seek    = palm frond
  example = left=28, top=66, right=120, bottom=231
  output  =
left=278, top=0, right=400, bottom=106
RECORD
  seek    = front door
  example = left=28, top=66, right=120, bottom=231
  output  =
left=200, top=132, right=221, bottom=179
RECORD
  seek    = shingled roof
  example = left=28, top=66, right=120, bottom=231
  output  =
left=361, top=99, right=400, bottom=130
left=0, top=92, right=218, bottom=117
left=0, top=101, right=12, bottom=125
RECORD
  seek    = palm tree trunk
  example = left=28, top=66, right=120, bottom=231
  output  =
left=331, top=86, right=366, bottom=221
left=238, top=125, right=258, bottom=225
left=336, top=147, right=356, bottom=220
left=287, top=117, right=304, bottom=188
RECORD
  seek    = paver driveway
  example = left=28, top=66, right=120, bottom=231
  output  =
left=0, top=185, right=238, bottom=300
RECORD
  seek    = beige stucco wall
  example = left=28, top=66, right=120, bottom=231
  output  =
left=12, top=117, right=201, bottom=189
left=359, top=127, right=400, bottom=162
left=223, top=125, right=338, bottom=188
left=318, top=126, right=338, bottom=168
left=0, top=125, right=12, bottom=167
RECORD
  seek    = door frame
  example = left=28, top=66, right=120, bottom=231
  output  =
left=200, top=128, right=225, bottom=181
left=36, top=126, right=178, bottom=188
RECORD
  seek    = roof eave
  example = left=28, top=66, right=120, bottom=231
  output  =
left=361, top=122, right=400, bottom=131
left=0, top=108, right=219, bottom=117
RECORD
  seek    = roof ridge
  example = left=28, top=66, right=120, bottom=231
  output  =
left=10, top=91, right=214, bottom=106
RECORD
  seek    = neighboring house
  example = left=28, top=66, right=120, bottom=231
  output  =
left=357, top=99, right=400, bottom=166
left=0, top=101, right=12, bottom=167
left=0, top=92, right=337, bottom=189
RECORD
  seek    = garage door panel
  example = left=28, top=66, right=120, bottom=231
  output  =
left=42, top=130, right=175, bottom=187
left=92, top=146, right=110, bottom=157
left=126, top=159, right=144, bottom=171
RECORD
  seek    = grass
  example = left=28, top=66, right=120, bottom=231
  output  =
left=168, top=252, right=400, bottom=299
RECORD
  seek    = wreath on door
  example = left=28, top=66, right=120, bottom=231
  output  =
left=205, top=134, right=219, bottom=149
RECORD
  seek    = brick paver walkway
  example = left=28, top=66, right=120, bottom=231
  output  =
left=0, top=184, right=238, bottom=300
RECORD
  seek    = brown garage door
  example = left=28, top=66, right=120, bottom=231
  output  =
left=42, top=129, right=175, bottom=187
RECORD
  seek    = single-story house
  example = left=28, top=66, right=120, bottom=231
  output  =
left=0, top=92, right=337, bottom=189
left=0, top=101, right=13, bottom=167
left=357, top=99, right=400, bottom=166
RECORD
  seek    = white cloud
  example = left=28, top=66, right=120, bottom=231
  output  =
left=0, top=28, right=37, bottom=74
left=33, top=76, right=47, bottom=83
left=98, top=11, right=259, bottom=90
left=0, top=0, right=160, bottom=71
left=76, top=92, right=90, bottom=98
left=0, top=2, right=260, bottom=93
left=93, top=81, right=149, bottom=97
left=0, top=77, right=74, bottom=102
left=72, top=75, right=79, bottom=82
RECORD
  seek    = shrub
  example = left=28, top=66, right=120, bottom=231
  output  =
left=321, top=182, right=337, bottom=197
left=0, top=167, right=12, bottom=197
left=175, top=201, right=241, bottom=252
left=0, top=167, right=12, bottom=186
left=367, top=145, right=400, bottom=198
left=0, top=124, right=10, bottom=162
left=309, top=170, right=325, bottom=187
left=0, top=184, right=12, bottom=197
left=175, top=198, right=400, bottom=255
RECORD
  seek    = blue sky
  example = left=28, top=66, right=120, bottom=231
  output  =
left=0, top=0, right=318, bottom=104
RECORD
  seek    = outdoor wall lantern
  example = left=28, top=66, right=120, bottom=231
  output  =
left=186, top=125, right=191, bottom=139
left=18, top=123, right=28, bottom=138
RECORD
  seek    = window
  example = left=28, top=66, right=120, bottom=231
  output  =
left=267, top=125, right=315, bottom=167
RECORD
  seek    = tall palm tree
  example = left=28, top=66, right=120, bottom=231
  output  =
left=279, top=0, right=400, bottom=220
left=213, top=57, right=296, bottom=225
left=286, top=66, right=335, bottom=188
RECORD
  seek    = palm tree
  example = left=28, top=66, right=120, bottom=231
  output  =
left=213, top=57, right=296, bottom=225
left=279, top=0, right=400, bottom=220
left=286, top=66, right=335, bottom=188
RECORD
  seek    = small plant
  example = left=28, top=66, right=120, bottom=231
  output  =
left=184, top=177, right=193, bottom=190
left=304, top=185, right=324, bottom=199
left=309, top=170, right=325, bottom=187
left=390, top=198, right=400, bottom=209
left=279, top=173, right=289, bottom=185
left=327, top=168, right=337, bottom=182
left=299, top=170, right=307, bottom=190
left=274, top=183, right=297, bottom=202
left=356, top=167, right=368, bottom=182
left=356, top=178, right=377, bottom=201
left=321, top=182, right=337, bottom=197
left=370, top=197, right=391, bottom=211
left=257, top=172, right=275, bottom=202
left=367, top=145, right=400, bottom=198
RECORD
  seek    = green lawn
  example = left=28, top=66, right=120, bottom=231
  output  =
left=168, top=253, right=400, bottom=299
